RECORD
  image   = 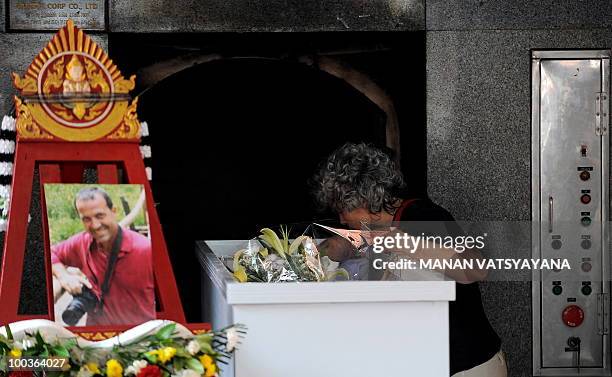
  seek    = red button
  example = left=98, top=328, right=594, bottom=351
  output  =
left=562, top=305, right=585, bottom=327
left=581, top=194, right=591, bottom=204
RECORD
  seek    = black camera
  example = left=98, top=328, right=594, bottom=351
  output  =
left=62, top=286, right=99, bottom=326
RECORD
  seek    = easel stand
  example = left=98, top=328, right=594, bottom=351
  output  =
left=0, top=20, right=201, bottom=337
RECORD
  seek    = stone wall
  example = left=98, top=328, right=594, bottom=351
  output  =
left=108, top=0, right=424, bottom=32
left=426, top=2, right=612, bottom=375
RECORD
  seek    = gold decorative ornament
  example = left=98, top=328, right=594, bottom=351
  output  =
left=12, top=19, right=140, bottom=141
left=114, top=75, right=136, bottom=94
left=14, top=97, right=52, bottom=139
left=108, top=98, right=141, bottom=139
left=12, top=73, right=37, bottom=94
left=76, top=331, right=120, bottom=341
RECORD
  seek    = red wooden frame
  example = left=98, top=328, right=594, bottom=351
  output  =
left=0, top=140, right=188, bottom=328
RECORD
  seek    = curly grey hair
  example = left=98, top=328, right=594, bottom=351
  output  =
left=311, top=142, right=405, bottom=215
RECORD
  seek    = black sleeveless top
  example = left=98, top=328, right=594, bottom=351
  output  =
left=393, top=198, right=501, bottom=375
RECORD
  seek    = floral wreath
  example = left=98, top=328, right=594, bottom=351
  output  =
left=0, top=321, right=245, bottom=377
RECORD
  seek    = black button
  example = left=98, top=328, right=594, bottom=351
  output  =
left=581, top=217, right=592, bottom=226
left=581, top=285, right=592, bottom=296
left=551, top=240, right=562, bottom=250
left=581, top=239, right=592, bottom=249
left=553, top=286, right=563, bottom=295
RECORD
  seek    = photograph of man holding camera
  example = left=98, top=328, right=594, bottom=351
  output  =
left=49, top=185, right=155, bottom=326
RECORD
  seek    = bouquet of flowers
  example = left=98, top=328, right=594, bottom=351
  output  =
left=231, top=227, right=349, bottom=283
left=0, top=322, right=245, bottom=377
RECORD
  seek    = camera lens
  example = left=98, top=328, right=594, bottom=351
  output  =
left=62, top=286, right=98, bottom=325
left=62, top=303, right=86, bottom=325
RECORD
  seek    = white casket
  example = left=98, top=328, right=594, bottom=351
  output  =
left=197, top=240, right=455, bottom=377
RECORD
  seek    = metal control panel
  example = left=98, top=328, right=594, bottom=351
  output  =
left=533, top=50, right=611, bottom=376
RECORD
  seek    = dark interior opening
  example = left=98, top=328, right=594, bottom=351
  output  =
left=109, top=32, right=426, bottom=321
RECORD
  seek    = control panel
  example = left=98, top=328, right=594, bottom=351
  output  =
left=532, top=50, right=611, bottom=376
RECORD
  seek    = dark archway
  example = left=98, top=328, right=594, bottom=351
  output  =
left=140, top=58, right=388, bottom=320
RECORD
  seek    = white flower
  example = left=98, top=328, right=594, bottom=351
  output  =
left=21, top=337, right=35, bottom=350
left=226, top=327, right=240, bottom=352
left=1, top=116, right=15, bottom=131
left=0, top=185, right=9, bottom=198
left=140, top=121, right=149, bottom=137
left=11, top=335, right=35, bottom=350
left=186, top=339, right=201, bottom=355
left=0, top=162, right=13, bottom=176
left=172, top=370, right=200, bottom=377
left=140, top=145, right=152, bottom=158
left=77, top=366, right=94, bottom=377
left=124, top=359, right=148, bottom=376
left=0, top=140, right=15, bottom=154
left=2, top=198, right=9, bottom=218
left=12, top=336, right=35, bottom=351
left=70, top=346, right=86, bottom=363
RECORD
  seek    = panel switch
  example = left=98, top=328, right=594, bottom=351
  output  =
left=562, top=305, right=585, bottom=327
left=581, top=285, right=592, bottom=296
left=580, top=170, right=590, bottom=181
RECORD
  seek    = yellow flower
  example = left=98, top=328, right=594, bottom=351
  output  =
left=9, top=348, right=22, bottom=358
left=200, top=355, right=213, bottom=368
left=200, top=355, right=216, bottom=377
left=86, top=362, right=101, bottom=375
left=233, top=267, right=247, bottom=282
left=106, top=359, right=123, bottom=377
left=205, top=363, right=217, bottom=377
left=157, top=347, right=177, bottom=364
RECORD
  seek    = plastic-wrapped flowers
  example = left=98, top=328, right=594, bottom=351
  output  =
left=231, top=227, right=349, bottom=283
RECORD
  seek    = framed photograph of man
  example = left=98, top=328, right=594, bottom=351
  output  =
left=44, top=184, right=156, bottom=327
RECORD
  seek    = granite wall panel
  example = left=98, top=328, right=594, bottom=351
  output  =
left=0, top=1, right=5, bottom=32
left=109, top=0, right=424, bottom=32
left=427, top=28, right=612, bottom=376
left=427, top=0, right=612, bottom=31
left=427, top=29, right=611, bottom=221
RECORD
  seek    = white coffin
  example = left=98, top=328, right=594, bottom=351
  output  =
left=197, top=240, right=455, bottom=377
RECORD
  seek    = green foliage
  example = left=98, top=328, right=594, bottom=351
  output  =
left=185, top=357, right=204, bottom=374
left=44, top=184, right=147, bottom=244
left=154, top=323, right=176, bottom=341
left=0, top=323, right=245, bottom=376
left=3, top=326, right=12, bottom=341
